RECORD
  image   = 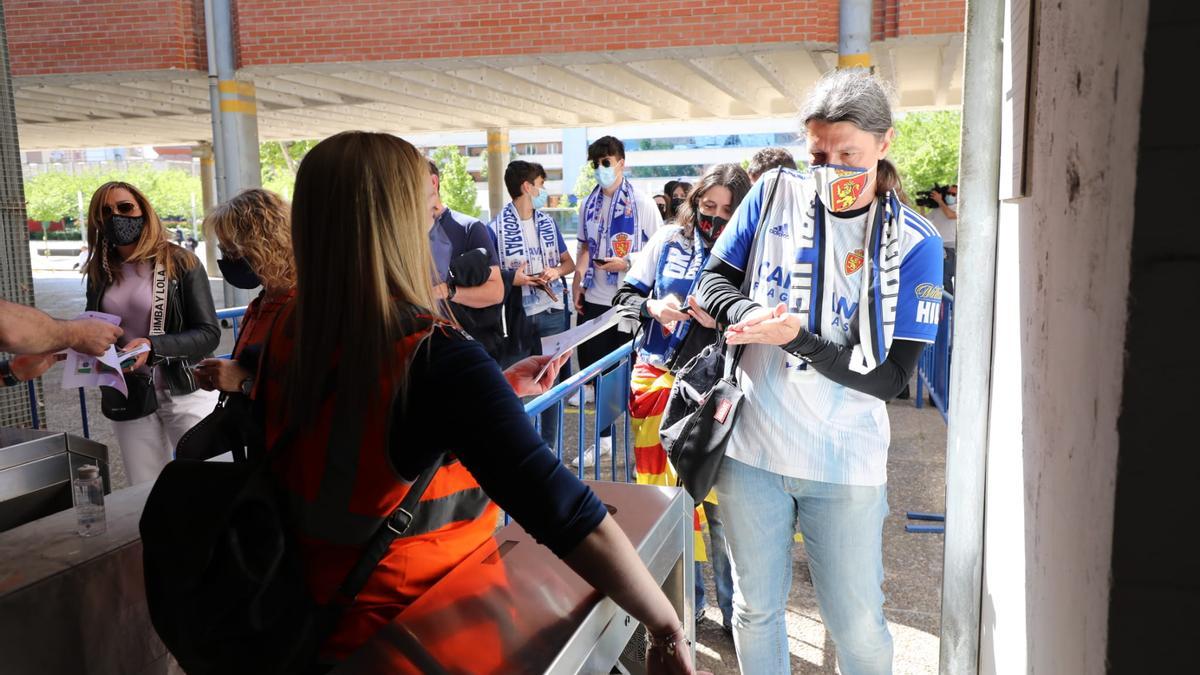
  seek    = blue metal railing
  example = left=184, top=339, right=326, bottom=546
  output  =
left=524, top=341, right=635, bottom=483
left=916, top=291, right=954, bottom=422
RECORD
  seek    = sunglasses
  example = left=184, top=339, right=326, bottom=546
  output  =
left=101, top=201, right=137, bottom=216
left=592, top=157, right=614, bottom=169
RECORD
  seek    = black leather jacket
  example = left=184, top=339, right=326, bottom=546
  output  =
left=86, top=251, right=220, bottom=396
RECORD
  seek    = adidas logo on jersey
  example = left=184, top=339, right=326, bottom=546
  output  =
left=768, top=224, right=789, bottom=238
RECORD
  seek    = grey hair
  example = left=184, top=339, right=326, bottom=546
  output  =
left=802, top=69, right=895, bottom=135
left=801, top=69, right=902, bottom=194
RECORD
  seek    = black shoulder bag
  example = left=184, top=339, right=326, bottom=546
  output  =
left=657, top=171, right=781, bottom=505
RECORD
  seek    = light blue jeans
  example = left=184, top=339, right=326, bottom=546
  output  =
left=695, top=500, right=734, bottom=628
left=716, top=457, right=893, bottom=675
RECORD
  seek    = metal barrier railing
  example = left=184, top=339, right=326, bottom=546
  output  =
left=916, top=291, right=954, bottom=422
left=524, top=341, right=635, bottom=482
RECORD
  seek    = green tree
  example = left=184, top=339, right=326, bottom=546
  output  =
left=431, top=146, right=480, bottom=217
left=889, top=110, right=962, bottom=197
left=260, top=140, right=318, bottom=200
left=24, top=170, right=80, bottom=222
left=572, top=160, right=597, bottom=205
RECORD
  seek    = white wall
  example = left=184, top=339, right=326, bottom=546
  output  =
left=980, top=0, right=1147, bottom=673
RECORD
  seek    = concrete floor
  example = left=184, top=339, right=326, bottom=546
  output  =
left=24, top=270, right=948, bottom=674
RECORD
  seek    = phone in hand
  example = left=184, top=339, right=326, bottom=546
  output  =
left=593, top=257, right=609, bottom=265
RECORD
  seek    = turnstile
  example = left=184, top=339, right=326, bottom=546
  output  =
left=334, top=480, right=694, bottom=674
left=0, top=427, right=110, bottom=532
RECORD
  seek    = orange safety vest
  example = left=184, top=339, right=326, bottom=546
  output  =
left=262, top=305, right=500, bottom=660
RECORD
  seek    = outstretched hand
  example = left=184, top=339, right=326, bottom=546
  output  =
left=724, top=302, right=801, bottom=346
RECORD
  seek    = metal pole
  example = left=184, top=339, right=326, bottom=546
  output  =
left=203, top=0, right=226, bottom=200
left=938, top=0, right=1003, bottom=672
left=208, top=0, right=261, bottom=305
left=838, top=0, right=874, bottom=70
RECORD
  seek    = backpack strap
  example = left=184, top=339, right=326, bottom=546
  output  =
left=329, top=453, right=446, bottom=607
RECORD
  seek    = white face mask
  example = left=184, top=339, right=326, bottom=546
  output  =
left=596, top=164, right=618, bottom=189
left=811, top=163, right=874, bottom=213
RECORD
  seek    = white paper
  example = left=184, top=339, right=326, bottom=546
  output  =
left=60, top=311, right=131, bottom=395
left=535, top=306, right=622, bottom=380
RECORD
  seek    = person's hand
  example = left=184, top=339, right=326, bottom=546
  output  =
left=193, top=358, right=251, bottom=393
left=503, top=351, right=572, bottom=397
left=540, top=266, right=562, bottom=284
left=685, top=296, right=717, bottom=329
left=647, top=296, right=690, bottom=325
left=10, top=353, right=58, bottom=381
left=573, top=282, right=586, bottom=313
left=930, top=189, right=945, bottom=206
left=513, top=262, right=533, bottom=287
left=598, top=257, right=629, bottom=273
left=646, top=624, right=710, bottom=675
left=725, top=302, right=801, bottom=346
left=67, top=318, right=123, bottom=356
left=121, top=338, right=152, bottom=372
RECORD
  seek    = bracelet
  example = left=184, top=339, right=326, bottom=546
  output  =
left=646, top=623, right=687, bottom=656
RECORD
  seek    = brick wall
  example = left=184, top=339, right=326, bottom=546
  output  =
left=3, top=0, right=964, bottom=77
left=3, top=0, right=206, bottom=77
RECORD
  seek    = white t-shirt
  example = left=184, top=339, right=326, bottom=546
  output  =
left=577, top=185, right=663, bottom=306
left=927, top=207, right=956, bottom=248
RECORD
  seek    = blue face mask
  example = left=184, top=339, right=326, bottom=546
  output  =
left=944, top=194, right=957, bottom=206
left=531, top=186, right=549, bottom=209
left=596, top=164, right=618, bottom=189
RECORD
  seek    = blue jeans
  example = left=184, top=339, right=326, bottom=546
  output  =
left=531, top=308, right=569, bottom=452
left=717, top=457, right=893, bottom=675
left=695, top=500, right=734, bottom=628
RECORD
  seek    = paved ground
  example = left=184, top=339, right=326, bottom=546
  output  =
left=24, top=269, right=947, bottom=674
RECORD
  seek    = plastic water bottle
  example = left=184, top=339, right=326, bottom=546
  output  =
left=73, top=464, right=106, bottom=537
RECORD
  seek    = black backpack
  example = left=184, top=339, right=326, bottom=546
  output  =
left=140, top=404, right=442, bottom=674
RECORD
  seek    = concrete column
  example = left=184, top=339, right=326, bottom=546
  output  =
left=837, top=0, right=873, bottom=70
left=192, top=142, right=219, bottom=275
left=206, top=0, right=260, bottom=305
left=486, top=128, right=509, bottom=219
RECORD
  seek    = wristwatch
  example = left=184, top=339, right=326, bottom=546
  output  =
left=446, top=278, right=457, bottom=301
left=0, top=360, right=19, bottom=387
left=239, top=376, right=254, bottom=396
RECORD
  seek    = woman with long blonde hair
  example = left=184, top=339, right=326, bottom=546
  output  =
left=256, top=132, right=701, bottom=673
left=83, top=181, right=220, bottom=485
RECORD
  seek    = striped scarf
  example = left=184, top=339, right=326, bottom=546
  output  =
left=582, top=177, right=638, bottom=288
left=492, top=202, right=562, bottom=314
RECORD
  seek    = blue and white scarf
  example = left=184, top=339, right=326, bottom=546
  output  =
left=492, top=202, right=563, bottom=315
left=582, top=177, right=638, bottom=289
left=751, top=170, right=902, bottom=381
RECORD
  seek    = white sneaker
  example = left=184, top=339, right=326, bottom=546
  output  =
left=566, top=386, right=595, bottom=408
left=570, top=435, right=613, bottom=467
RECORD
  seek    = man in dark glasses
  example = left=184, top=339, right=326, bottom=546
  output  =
left=567, top=135, right=663, bottom=464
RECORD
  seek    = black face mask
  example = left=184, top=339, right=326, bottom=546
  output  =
left=696, top=212, right=729, bottom=246
left=104, top=214, right=145, bottom=246
left=217, top=256, right=262, bottom=290
left=670, top=197, right=685, bottom=212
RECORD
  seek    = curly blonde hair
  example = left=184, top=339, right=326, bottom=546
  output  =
left=206, top=188, right=296, bottom=291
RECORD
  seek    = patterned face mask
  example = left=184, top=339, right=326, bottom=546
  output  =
left=104, top=214, right=146, bottom=246
left=695, top=212, right=729, bottom=246
left=812, top=164, right=874, bottom=213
